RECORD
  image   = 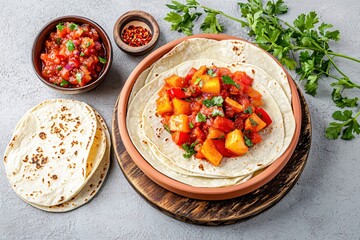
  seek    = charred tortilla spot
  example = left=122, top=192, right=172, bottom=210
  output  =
left=198, top=164, right=204, bottom=171
left=51, top=174, right=58, bottom=180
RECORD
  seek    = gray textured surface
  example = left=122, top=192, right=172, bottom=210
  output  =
left=1, top=0, right=359, bottom=239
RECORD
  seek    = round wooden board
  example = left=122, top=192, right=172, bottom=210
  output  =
left=112, top=86, right=311, bottom=226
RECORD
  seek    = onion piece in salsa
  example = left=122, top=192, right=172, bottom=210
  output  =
left=40, top=22, right=107, bottom=88
left=156, top=65, right=273, bottom=166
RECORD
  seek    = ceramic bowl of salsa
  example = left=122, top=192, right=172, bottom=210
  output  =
left=32, top=16, right=113, bottom=94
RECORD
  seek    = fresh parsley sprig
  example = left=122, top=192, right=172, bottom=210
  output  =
left=325, top=110, right=360, bottom=140
left=164, top=0, right=360, bottom=140
left=165, top=0, right=202, bottom=35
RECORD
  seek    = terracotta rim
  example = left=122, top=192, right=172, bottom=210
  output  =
left=118, top=34, right=302, bottom=200
left=32, top=15, right=113, bottom=94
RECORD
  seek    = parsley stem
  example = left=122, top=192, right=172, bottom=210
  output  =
left=327, top=52, right=360, bottom=63
left=325, top=52, right=349, bottom=79
left=201, top=6, right=247, bottom=25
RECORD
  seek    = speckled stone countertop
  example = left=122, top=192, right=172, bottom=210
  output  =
left=0, top=0, right=359, bottom=239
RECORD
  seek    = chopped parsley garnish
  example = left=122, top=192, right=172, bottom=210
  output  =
left=194, top=77, right=202, bottom=85
left=207, top=69, right=217, bottom=77
left=98, top=56, right=107, bottom=64
left=85, top=42, right=91, bottom=48
left=56, top=22, right=65, bottom=31
left=244, top=135, right=253, bottom=147
left=60, top=80, right=69, bottom=87
left=55, top=38, right=62, bottom=45
left=182, top=141, right=197, bottom=158
left=211, top=108, right=224, bottom=117
left=69, top=23, right=78, bottom=31
left=222, top=75, right=240, bottom=89
left=196, top=112, right=207, bottom=122
left=249, top=118, right=258, bottom=126
left=80, top=52, right=85, bottom=57
left=163, top=124, right=171, bottom=133
left=244, top=106, right=253, bottom=114
left=66, top=40, right=75, bottom=51
left=189, top=122, right=194, bottom=129
left=202, top=96, right=223, bottom=108
left=76, top=72, right=82, bottom=84
left=56, top=66, right=63, bottom=71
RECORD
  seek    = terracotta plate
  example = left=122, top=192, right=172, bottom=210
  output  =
left=118, top=34, right=302, bottom=200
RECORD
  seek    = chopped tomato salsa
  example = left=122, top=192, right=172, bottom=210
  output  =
left=40, top=22, right=107, bottom=88
left=157, top=66, right=273, bottom=166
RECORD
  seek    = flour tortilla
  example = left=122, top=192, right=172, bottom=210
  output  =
left=29, top=110, right=110, bottom=212
left=143, top=38, right=291, bottom=102
left=140, top=60, right=287, bottom=178
left=4, top=99, right=97, bottom=206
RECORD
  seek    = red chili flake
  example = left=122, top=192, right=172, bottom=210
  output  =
left=121, top=25, right=152, bottom=47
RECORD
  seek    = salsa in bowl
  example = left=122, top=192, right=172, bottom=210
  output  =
left=32, top=16, right=112, bottom=94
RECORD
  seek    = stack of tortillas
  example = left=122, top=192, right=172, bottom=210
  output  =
left=3, top=99, right=110, bottom=212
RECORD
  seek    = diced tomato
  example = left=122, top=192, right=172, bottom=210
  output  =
left=256, top=108, right=272, bottom=126
left=234, top=117, right=244, bottom=130
left=216, top=67, right=232, bottom=77
left=167, top=88, right=187, bottom=99
left=192, top=127, right=206, bottom=142
left=195, top=150, right=205, bottom=159
left=250, top=131, right=262, bottom=144
left=172, top=132, right=190, bottom=146
left=184, top=67, right=197, bottom=84
left=212, top=139, right=236, bottom=157
left=213, top=116, right=234, bottom=133
left=232, top=71, right=253, bottom=86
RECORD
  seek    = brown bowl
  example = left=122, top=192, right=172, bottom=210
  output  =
left=32, top=16, right=113, bottom=94
left=118, top=34, right=302, bottom=200
left=113, top=10, right=160, bottom=56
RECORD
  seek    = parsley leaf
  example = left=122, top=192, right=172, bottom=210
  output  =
left=165, top=0, right=202, bottom=36
left=69, top=23, right=78, bottom=31
left=325, top=110, right=360, bottom=140
left=222, top=75, right=240, bottom=89
left=80, top=52, right=85, bottom=57
left=99, top=57, right=107, bottom=64
left=200, top=10, right=223, bottom=34
left=196, top=112, right=207, bottom=122
left=60, top=80, right=69, bottom=87
left=56, top=22, right=65, bottom=31
left=207, top=69, right=217, bottom=77
left=66, top=40, right=75, bottom=51
left=76, top=73, right=82, bottom=84
left=194, top=77, right=202, bottom=84
left=249, top=118, right=258, bottom=126
left=202, top=96, right=223, bottom=108
left=56, top=66, right=63, bottom=71
left=163, top=124, right=171, bottom=133
left=244, top=106, right=253, bottom=114
left=189, top=122, right=194, bottom=129
left=211, top=108, right=224, bottom=117
left=244, top=135, right=253, bottom=147
left=182, top=141, right=197, bottom=158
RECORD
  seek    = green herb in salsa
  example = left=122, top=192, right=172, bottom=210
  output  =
left=66, top=40, right=75, bottom=51
left=98, top=57, right=107, bottom=64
